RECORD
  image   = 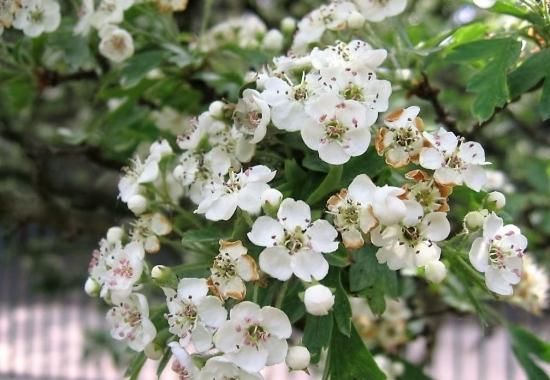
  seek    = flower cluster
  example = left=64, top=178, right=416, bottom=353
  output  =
left=82, top=2, right=542, bottom=376
left=1, top=0, right=60, bottom=37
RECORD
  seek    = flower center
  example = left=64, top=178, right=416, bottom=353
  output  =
left=325, top=119, right=347, bottom=141
left=212, top=253, right=237, bottom=278
left=29, top=8, right=44, bottom=23
left=294, top=84, right=309, bottom=101
left=283, top=228, right=306, bottom=252
left=410, top=182, right=443, bottom=212
left=445, top=154, right=464, bottom=169
left=343, top=84, right=364, bottom=101
left=401, top=226, right=420, bottom=244
left=245, top=324, right=269, bottom=346
left=339, top=204, right=359, bottom=227
left=394, top=127, right=420, bottom=151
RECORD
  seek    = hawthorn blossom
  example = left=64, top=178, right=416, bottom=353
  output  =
left=164, top=278, right=227, bottom=352
left=303, top=94, right=371, bottom=165
left=372, top=203, right=450, bottom=271
left=196, top=165, right=276, bottom=221
left=199, top=357, right=263, bottom=380
left=209, top=240, right=259, bottom=301
left=198, top=14, right=267, bottom=52
left=352, top=0, right=407, bottom=22
left=403, top=170, right=451, bottom=213
left=248, top=198, right=338, bottom=282
left=74, top=0, right=94, bottom=35
left=13, top=0, right=60, bottom=37
left=168, top=342, right=200, bottom=379
left=130, top=212, right=172, bottom=253
left=419, top=129, right=489, bottom=191
left=88, top=239, right=145, bottom=300
left=0, top=0, right=20, bottom=32
left=213, top=301, right=291, bottom=373
left=90, top=0, right=133, bottom=29
left=510, top=255, right=549, bottom=314
left=375, top=106, right=425, bottom=168
left=99, top=25, right=134, bottom=63
left=233, top=89, right=271, bottom=144
left=304, top=284, right=335, bottom=316
left=106, top=293, right=156, bottom=351
left=469, top=213, right=527, bottom=295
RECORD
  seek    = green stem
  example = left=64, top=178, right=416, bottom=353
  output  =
left=275, top=280, right=289, bottom=309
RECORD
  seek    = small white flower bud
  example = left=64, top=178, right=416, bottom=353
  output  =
left=261, top=188, right=283, bottom=207
left=464, top=211, right=485, bottom=231
left=262, top=29, right=284, bottom=51
left=208, top=100, right=226, bottom=118
left=128, top=194, right=147, bottom=215
left=84, top=277, right=100, bottom=297
left=151, top=265, right=178, bottom=287
left=145, top=68, right=164, bottom=80
left=304, top=284, right=334, bottom=316
left=106, top=226, right=124, bottom=244
left=144, top=342, right=163, bottom=360
left=281, top=17, right=296, bottom=34
left=286, top=346, right=310, bottom=371
left=244, top=71, right=258, bottom=83
left=487, top=191, right=506, bottom=210
left=347, top=11, right=365, bottom=29
left=425, top=261, right=447, bottom=283
left=144, top=235, right=160, bottom=253
left=150, top=213, right=172, bottom=236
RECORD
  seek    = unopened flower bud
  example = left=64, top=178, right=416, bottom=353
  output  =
left=261, top=188, right=283, bottom=216
left=304, top=284, right=334, bottom=316
left=128, top=194, right=147, bottom=215
left=144, top=342, right=163, bottom=360
left=84, top=277, right=100, bottom=297
left=244, top=71, right=258, bottom=83
left=208, top=100, right=226, bottom=118
left=263, top=29, right=284, bottom=51
left=286, top=346, right=310, bottom=371
left=144, top=235, right=160, bottom=253
left=347, top=11, right=365, bottom=29
left=425, top=261, right=447, bottom=283
left=106, top=226, right=124, bottom=244
left=150, top=213, right=172, bottom=236
left=281, top=17, right=296, bottom=34
left=464, top=211, right=485, bottom=231
left=151, top=265, right=178, bottom=287
left=487, top=191, right=506, bottom=210
left=474, top=0, right=496, bottom=9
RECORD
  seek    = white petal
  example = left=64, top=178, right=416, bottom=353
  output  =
left=178, top=278, right=208, bottom=302
left=204, top=194, right=239, bottom=221
left=319, top=141, right=350, bottom=165
left=463, top=165, right=486, bottom=191
left=434, top=167, right=461, bottom=186
left=419, top=147, right=443, bottom=170
left=198, top=296, right=227, bottom=328
left=248, top=216, right=284, bottom=247
left=301, top=122, right=324, bottom=150
left=413, top=241, right=441, bottom=266
left=422, top=212, right=450, bottom=241
left=348, top=174, right=377, bottom=204
left=485, top=267, right=513, bottom=295
left=214, top=321, right=243, bottom=353
left=459, top=141, right=486, bottom=164
left=260, top=307, right=292, bottom=338
left=230, top=301, right=262, bottom=323
left=291, top=250, right=329, bottom=281
left=191, top=324, right=213, bottom=352
left=259, top=247, right=293, bottom=281
left=469, top=237, right=489, bottom=272
left=238, top=182, right=269, bottom=214
left=306, top=220, right=339, bottom=253
left=137, top=160, right=159, bottom=184
left=229, top=345, right=269, bottom=373
left=277, top=198, right=311, bottom=230
left=402, top=200, right=424, bottom=227
left=264, top=337, right=289, bottom=366
left=342, top=127, right=371, bottom=157
left=483, top=213, right=503, bottom=240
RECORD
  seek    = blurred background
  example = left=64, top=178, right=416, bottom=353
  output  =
left=0, top=0, right=549, bottom=379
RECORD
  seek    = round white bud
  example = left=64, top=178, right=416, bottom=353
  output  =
left=464, top=211, right=485, bottom=231
left=425, top=261, right=447, bottom=283
left=474, top=0, right=496, bottom=9
left=208, top=100, right=226, bottom=118
left=347, top=11, right=365, bottom=29
left=244, top=71, right=258, bottom=83
left=149, top=139, right=173, bottom=157
left=128, top=194, right=147, bottom=215
left=106, top=226, right=124, bottom=244
left=261, top=188, right=283, bottom=207
left=281, top=17, right=296, bottom=34
left=304, top=284, right=334, bottom=316
left=487, top=191, right=506, bottom=210
left=286, top=346, right=311, bottom=370
left=263, top=29, right=284, bottom=51
left=84, top=277, right=100, bottom=297
left=144, top=342, right=163, bottom=360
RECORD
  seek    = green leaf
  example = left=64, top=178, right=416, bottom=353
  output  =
left=508, top=49, right=550, bottom=120
left=124, top=353, right=146, bottom=380
left=333, top=278, right=352, bottom=337
left=398, top=359, right=434, bottom=380
left=181, top=228, right=220, bottom=243
left=491, top=0, right=541, bottom=23
left=327, top=325, right=386, bottom=380
left=509, top=325, right=550, bottom=362
left=121, top=50, right=167, bottom=89
left=513, top=347, right=550, bottom=380
left=303, top=314, right=333, bottom=363
left=446, top=38, right=521, bottom=121
left=349, top=246, right=379, bottom=292
left=307, top=165, right=343, bottom=205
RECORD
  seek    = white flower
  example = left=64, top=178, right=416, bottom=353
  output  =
left=163, top=278, right=227, bottom=352
left=173, top=148, right=232, bottom=204
left=213, top=301, right=291, bottom=373
left=106, top=226, right=124, bottom=243
left=469, top=213, right=527, bottom=295
left=198, top=14, right=266, bottom=52
left=209, top=240, right=259, bottom=301
left=403, top=170, right=451, bottom=214
left=352, top=0, right=407, bottom=22
left=90, top=0, right=132, bottom=29
left=74, top=0, right=94, bottom=35
left=375, top=106, right=424, bottom=168
left=286, top=346, right=311, bottom=371
left=88, top=239, right=145, bottom=299
left=196, top=165, right=276, bottom=221
left=262, top=29, right=284, bottom=51
left=303, top=94, right=371, bottom=165
left=419, top=129, right=489, bottom=191
left=291, top=1, right=357, bottom=53
left=487, top=191, right=506, bottom=210
left=1, top=0, right=20, bottom=30
left=130, top=213, right=172, bottom=253
left=99, top=25, right=134, bottom=63
left=304, top=284, right=335, bottom=316
left=128, top=194, right=147, bottom=215
left=118, top=151, right=163, bottom=203
left=199, top=357, right=263, bottom=380
left=372, top=205, right=450, bottom=271
left=233, top=89, right=271, bottom=144
left=168, top=342, right=200, bottom=379
left=248, top=198, right=338, bottom=282
left=510, top=255, right=549, bottom=315
left=464, top=210, right=486, bottom=231
left=106, top=293, right=156, bottom=351
left=13, top=0, right=60, bottom=37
